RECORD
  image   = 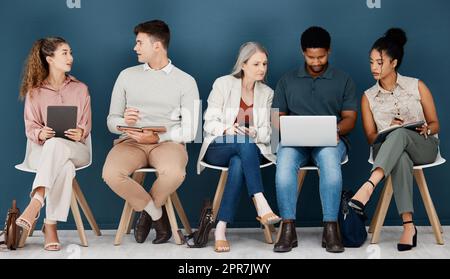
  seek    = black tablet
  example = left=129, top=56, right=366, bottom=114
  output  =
left=47, top=106, right=78, bottom=139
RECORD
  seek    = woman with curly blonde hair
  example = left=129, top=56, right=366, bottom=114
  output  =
left=16, top=37, right=92, bottom=251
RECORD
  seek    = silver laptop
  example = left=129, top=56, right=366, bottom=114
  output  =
left=280, top=115, right=337, bottom=147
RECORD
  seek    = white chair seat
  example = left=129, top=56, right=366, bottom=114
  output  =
left=368, top=147, right=446, bottom=169
left=134, top=168, right=157, bottom=173
left=15, top=162, right=91, bottom=173
left=200, top=160, right=274, bottom=171
left=15, top=135, right=93, bottom=173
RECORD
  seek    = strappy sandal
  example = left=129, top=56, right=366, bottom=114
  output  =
left=256, top=212, right=282, bottom=226
left=16, top=194, right=45, bottom=234
left=42, top=219, right=61, bottom=252
left=348, top=180, right=376, bottom=215
left=214, top=240, right=230, bottom=253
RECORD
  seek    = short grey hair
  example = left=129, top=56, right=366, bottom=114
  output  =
left=231, top=42, right=268, bottom=80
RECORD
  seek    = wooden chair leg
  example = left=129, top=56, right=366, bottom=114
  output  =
left=269, top=224, right=276, bottom=233
left=17, top=228, right=29, bottom=248
left=126, top=211, right=135, bottom=235
left=165, top=196, right=184, bottom=245
left=292, top=169, right=307, bottom=242
left=114, top=201, right=134, bottom=246
left=28, top=220, right=37, bottom=237
left=368, top=195, right=383, bottom=234
left=297, top=170, right=308, bottom=196
left=171, top=192, right=192, bottom=234
left=72, top=179, right=101, bottom=236
left=370, top=176, right=393, bottom=244
left=262, top=225, right=274, bottom=244
left=71, top=192, right=88, bottom=247
left=123, top=172, right=147, bottom=235
left=414, top=169, right=444, bottom=245
left=275, top=221, right=283, bottom=243
left=252, top=197, right=274, bottom=244
left=212, top=171, right=228, bottom=221
left=368, top=179, right=387, bottom=234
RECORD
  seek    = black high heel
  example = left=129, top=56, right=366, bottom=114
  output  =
left=397, top=220, right=417, bottom=252
left=348, top=180, right=376, bottom=215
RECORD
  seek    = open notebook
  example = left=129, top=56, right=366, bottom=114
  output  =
left=373, top=120, right=425, bottom=144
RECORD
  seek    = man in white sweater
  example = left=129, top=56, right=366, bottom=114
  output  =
left=102, top=20, right=199, bottom=244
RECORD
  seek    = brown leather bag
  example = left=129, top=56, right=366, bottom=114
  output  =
left=185, top=199, right=215, bottom=248
left=0, top=200, right=22, bottom=250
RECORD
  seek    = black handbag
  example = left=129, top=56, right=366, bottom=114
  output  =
left=338, top=190, right=368, bottom=247
left=185, top=199, right=215, bottom=248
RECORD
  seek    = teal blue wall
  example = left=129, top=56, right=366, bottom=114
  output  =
left=1, top=0, right=449, bottom=229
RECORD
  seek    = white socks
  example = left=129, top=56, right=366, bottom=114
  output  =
left=215, top=221, right=227, bottom=241
left=254, top=192, right=272, bottom=217
left=144, top=200, right=162, bottom=221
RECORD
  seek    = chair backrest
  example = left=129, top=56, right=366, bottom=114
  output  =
left=368, top=145, right=445, bottom=169
left=15, top=134, right=92, bottom=173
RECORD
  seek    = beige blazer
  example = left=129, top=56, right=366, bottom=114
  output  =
left=197, top=75, right=276, bottom=174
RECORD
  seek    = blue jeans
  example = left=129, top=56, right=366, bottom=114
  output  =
left=275, top=140, right=347, bottom=222
left=204, top=135, right=264, bottom=223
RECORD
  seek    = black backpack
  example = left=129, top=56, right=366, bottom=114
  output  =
left=338, top=190, right=368, bottom=247
left=185, top=199, right=215, bottom=248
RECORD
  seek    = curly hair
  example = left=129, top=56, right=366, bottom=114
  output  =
left=371, top=28, right=408, bottom=71
left=19, top=37, right=67, bottom=100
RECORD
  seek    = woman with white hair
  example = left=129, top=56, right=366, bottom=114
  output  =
left=197, top=42, right=281, bottom=252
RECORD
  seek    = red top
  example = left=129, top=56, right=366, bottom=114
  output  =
left=234, top=98, right=253, bottom=126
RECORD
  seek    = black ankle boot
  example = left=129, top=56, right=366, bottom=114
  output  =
left=322, top=222, right=345, bottom=253
left=397, top=221, right=417, bottom=252
left=273, top=220, right=297, bottom=253
left=152, top=206, right=172, bottom=244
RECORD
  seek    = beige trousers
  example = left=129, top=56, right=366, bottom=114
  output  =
left=102, top=138, right=188, bottom=211
left=29, top=138, right=90, bottom=222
